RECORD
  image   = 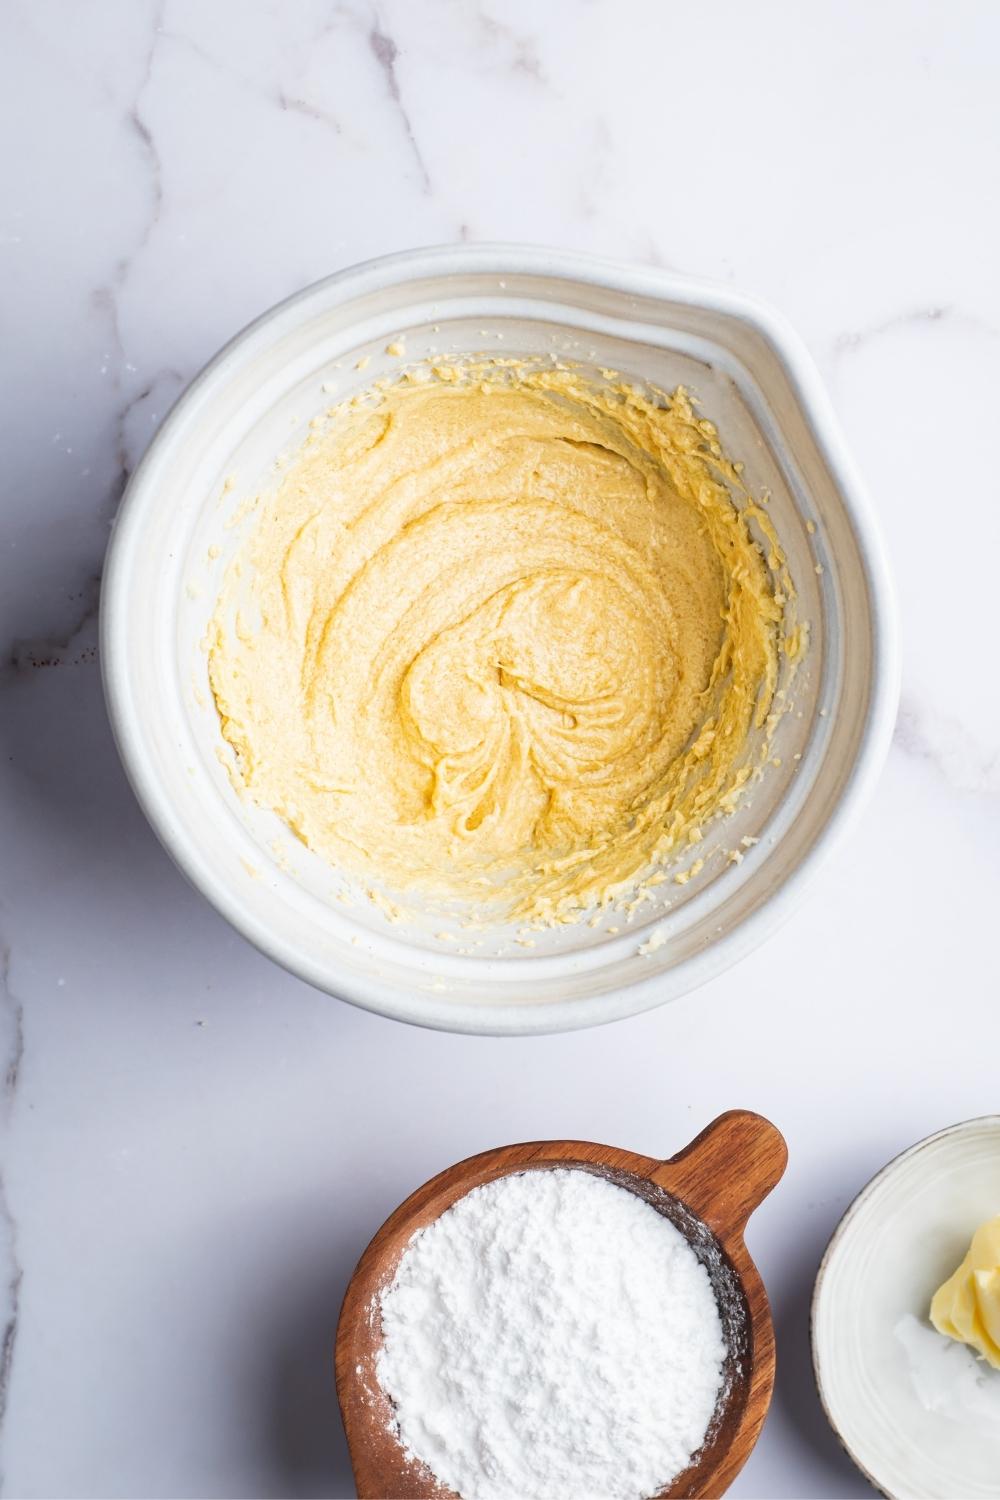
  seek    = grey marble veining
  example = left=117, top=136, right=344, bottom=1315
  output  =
left=1, top=2, right=999, bottom=1496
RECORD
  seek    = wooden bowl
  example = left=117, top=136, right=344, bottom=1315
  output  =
left=336, top=1110, right=787, bottom=1500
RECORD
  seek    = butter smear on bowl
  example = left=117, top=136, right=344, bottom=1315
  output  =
left=931, top=1213, right=1000, bottom=1369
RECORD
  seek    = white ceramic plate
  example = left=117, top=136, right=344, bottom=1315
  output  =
left=813, top=1118, right=1000, bottom=1498
left=101, top=245, right=898, bottom=1033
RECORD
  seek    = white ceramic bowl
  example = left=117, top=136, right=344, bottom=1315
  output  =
left=101, top=245, right=898, bottom=1034
left=813, top=1118, right=1000, bottom=1499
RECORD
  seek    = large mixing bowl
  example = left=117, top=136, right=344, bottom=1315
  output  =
left=101, top=246, right=898, bottom=1034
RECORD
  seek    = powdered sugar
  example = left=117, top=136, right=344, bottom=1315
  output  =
left=375, top=1167, right=726, bottom=1500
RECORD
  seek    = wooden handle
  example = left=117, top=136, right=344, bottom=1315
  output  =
left=651, top=1110, right=787, bottom=1242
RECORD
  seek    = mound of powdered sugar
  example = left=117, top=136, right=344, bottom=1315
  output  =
left=375, top=1167, right=726, bottom=1500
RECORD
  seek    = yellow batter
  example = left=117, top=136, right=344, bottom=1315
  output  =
left=208, top=362, right=790, bottom=923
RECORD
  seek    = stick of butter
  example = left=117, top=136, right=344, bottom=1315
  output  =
left=930, top=1214, right=1000, bottom=1369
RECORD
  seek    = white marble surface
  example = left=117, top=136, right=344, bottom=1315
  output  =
left=1, top=2, right=998, bottom=1496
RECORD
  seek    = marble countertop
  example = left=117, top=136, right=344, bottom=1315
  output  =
left=1, top=2, right=998, bottom=1496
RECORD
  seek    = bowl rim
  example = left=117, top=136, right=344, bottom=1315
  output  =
left=100, top=242, right=900, bottom=1035
left=810, top=1115, right=1000, bottom=1500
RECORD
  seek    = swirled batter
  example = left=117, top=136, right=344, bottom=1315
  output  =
left=208, top=363, right=789, bottom=923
